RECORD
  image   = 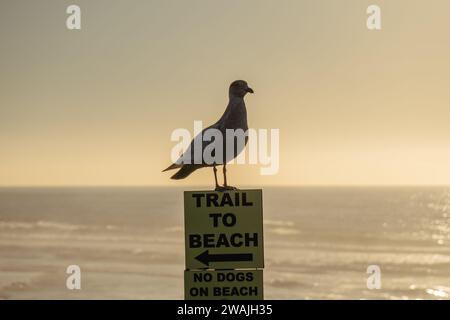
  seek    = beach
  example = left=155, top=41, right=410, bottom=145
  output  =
left=0, top=186, right=449, bottom=299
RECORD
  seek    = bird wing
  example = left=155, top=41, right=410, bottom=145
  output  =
left=171, top=98, right=244, bottom=166
left=172, top=122, right=222, bottom=166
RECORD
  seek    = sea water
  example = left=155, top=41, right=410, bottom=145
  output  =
left=0, top=186, right=449, bottom=299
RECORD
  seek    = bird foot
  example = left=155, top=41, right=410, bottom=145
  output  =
left=215, top=185, right=238, bottom=192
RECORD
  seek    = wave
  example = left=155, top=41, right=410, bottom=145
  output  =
left=426, top=286, right=450, bottom=298
left=264, top=219, right=295, bottom=227
left=269, top=227, right=300, bottom=235
left=163, top=226, right=183, bottom=233
left=0, top=220, right=119, bottom=232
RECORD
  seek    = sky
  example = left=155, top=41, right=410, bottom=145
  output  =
left=1, top=0, right=449, bottom=186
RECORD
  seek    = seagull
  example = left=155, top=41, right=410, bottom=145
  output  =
left=163, top=80, right=254, bottom=191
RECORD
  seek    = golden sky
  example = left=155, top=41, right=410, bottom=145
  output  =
left=1, top=0, right=449, bottom=186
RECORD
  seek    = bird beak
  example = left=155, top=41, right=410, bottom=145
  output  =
left=246, top=87, right=254, bottom=94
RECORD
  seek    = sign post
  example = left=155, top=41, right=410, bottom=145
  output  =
left=184, top=189, right=264, bottom=300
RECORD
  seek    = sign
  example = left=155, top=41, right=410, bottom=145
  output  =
left=184, top=190, right=264, bottom=269
left=184, top=269, right=263, bottom=300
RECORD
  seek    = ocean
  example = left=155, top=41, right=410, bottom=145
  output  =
left=0, top=186, right=449, bottom=300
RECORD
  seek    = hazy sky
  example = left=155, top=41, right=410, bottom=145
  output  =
left=1, top=0, right=449, bottom=186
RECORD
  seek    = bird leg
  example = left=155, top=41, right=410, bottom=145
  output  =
left=223, top=164, right=228, bottom=186
left=214, top=164, right=237, bottom=191
left=222, top=164, right=237, bottom=190
left=213, top=165, right=220, bottom=190
left=214, top=165, right=229, bottom=191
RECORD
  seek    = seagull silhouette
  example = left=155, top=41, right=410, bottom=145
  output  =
left=163, top=80, right=254, bottom=191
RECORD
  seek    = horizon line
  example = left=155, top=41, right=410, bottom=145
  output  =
left=0, top=184, right=449, bottom=188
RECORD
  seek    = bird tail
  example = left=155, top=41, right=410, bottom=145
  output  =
left=170, top=165, right=198, bottom=180
left=162, top=163, right=182, bottom=172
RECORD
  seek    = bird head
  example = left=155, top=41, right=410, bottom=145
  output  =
left=229, top=80, right=254, bottom=98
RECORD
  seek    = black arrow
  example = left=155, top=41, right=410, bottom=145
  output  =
left=195, top=250, right=253, bottom=267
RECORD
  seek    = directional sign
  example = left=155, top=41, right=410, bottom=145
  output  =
left=185, top=269, right=263, bottom=300
left=184, top=190, right=264, bottom=269
left=195, top=251, right=253, bottom=265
